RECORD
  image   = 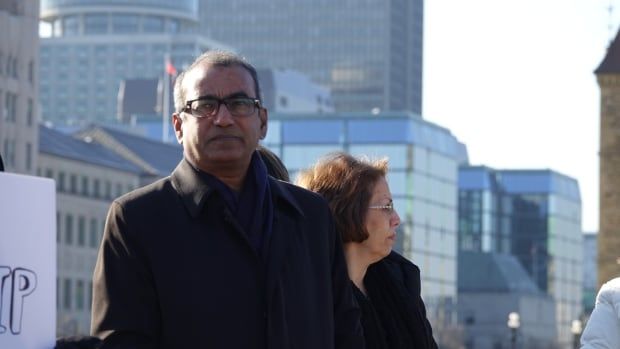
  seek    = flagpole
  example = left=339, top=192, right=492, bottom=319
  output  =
left=162, top=54, right=171, bottom=143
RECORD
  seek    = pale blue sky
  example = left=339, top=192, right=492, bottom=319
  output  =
left=423, top=0, right=618, bottom=232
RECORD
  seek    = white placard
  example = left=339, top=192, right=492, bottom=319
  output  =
left=0, top=172, right=56, bottom=349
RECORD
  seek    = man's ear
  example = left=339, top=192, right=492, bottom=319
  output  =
left=172, top=113, right=183, bottom=144
left=259, top=108, right=268, bottom=140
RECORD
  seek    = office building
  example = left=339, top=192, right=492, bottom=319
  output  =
left=458, top=166, right=583, bottom=347
left=0, top=0, right=39, bottom=174
left=264, top=111, right=465, bottom=345
left=458, top=251, right=556, bottom=349
left=199, top=0, right=423, bottom=114
left=595, top=28, right=620, bottom=287
left=39, top=0, right=230, bottom=126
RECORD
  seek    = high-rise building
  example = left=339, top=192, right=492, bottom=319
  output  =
left=198, top=0, right=423, bottom=114
left=458, top=166, right=583, bottom=348
left=264, top=111, right=465, bottom=345
left=39, top=0, right=230, bottom=126
left=0, top=0, right=39, bottom=174
left=595, top=28, right=620, bottom=288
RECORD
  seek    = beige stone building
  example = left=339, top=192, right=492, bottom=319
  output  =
left=38, top=124, right=181, bottom=336
left=0, top=0, right=39, bottom=174
left=596, top=29, right=620, bottom=287
left=38, top=126, right=143, bottom=335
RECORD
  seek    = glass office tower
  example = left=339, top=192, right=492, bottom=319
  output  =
left=39, top=0, right=230, bottom=125
left=458, top=166, right=583, bottom=348
left=198, top=0, right=423, bottom=114
left=265, top=111, right=465, bottom=339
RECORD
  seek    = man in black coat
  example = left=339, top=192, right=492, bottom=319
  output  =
left=91, top=50, right=364, bottom=349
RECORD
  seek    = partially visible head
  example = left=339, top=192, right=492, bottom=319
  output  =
left=257, top=145, right=290, bottom=182
left=297, top=152, right=399, bottom=256
left=172, top=50, right=268, bottom=175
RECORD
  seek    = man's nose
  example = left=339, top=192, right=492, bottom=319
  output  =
left=212, top=103, right=234, bottom=126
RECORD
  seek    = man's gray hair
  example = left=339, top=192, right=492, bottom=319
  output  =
left=173, top=50, right=261, bottom=113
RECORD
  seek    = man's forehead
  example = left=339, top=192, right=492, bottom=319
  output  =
left=183, top=63, right=254, bottom=95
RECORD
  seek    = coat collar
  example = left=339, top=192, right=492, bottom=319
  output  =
left=170, top=159, right=304, bottom=218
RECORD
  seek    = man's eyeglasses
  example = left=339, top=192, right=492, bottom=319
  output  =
left=181, top=96, right=261, bottom=118
left=368, top=202, right=395, bottom=214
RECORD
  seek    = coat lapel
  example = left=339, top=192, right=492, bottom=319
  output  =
left=264, top=179, right=304, bottom=304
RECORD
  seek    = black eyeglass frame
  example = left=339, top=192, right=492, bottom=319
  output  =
left=181, top=96, right=262, bottom=118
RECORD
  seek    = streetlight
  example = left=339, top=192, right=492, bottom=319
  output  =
left=507, top=312, right=520, bottom=349
left=570, top=319, right=583, bottom=349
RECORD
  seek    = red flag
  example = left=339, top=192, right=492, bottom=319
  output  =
left=166, top=60, right=177, bottom=76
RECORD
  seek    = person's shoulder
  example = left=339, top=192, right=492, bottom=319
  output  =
left=598, top=277, right=620, bottom=304
left=114, top=176, right=174, bottom=210
left=379, top=251, right=422, bottom=293
left=384, top=251, right=421, bottom=273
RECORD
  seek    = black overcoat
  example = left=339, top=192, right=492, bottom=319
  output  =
left=91, top=160, right=364, bottom=349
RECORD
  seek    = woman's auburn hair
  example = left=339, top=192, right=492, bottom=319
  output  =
left=297, top=152, right=388, bottom=243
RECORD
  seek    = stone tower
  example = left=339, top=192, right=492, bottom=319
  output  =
left=596, top=29, right=620, bottom=286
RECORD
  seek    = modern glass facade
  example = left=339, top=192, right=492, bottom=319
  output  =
left=198, top=0, right=423, bottom=114
left=458, top=166, right=583, bottom=348
left=265, top=112, right=465, bottom=339
left=39, top=0, right=230, bottom=125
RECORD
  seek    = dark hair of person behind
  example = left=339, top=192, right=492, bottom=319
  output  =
left=297, top=152, right=387, bottom=243
left=257, top=146, right=290, bottom=182
left=0, top=152, right=4, bottom=172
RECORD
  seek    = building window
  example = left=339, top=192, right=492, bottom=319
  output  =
left=81, top=176, right=89, bottom=196
left=78, top=216, right=86, bottom=247
left=115, top=183, right=123, bottom=198
left=89, top=218, right=99, bottom=248
left=85, top=14, right=108, bottom=34
left=25, top=142, right=32, bottom=171
left=69, top=174, right=77, bottom=194
left=5, top=92, right=17, bottom=122
left=76, top=280, right=84, bottom=310
left=27, top=98, right=33, bottom=126
left=63, top=16, right=79, bottom=36
left=143, top=16, right=164, bottom=33
left=112, top=14, right=138, bottom=33
left=11, top=57, right=17, bottom=79
left=105, top=180, right=111, bottom=199
left=58, top=171, right=66, bottom=192
left=28, top=60, right=34, bottom=84
left=4, top=55, right=10, bottom=78
left=63, top=278, right=72, bottom=310
left=65, top=214, right=73, bottom=245
left=93, top=179, right=100, bottom=198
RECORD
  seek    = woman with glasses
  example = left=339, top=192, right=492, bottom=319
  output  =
left=297, top=152, right=437, bottom=349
